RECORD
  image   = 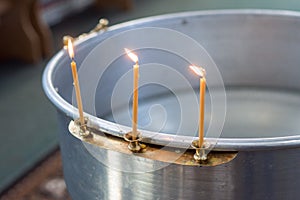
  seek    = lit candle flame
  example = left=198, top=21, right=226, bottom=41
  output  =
left=125, top=48, right=138, bottom=63
left=68, top=39, right=74, bottom=59
left=189, top=65, right=206, bottom=78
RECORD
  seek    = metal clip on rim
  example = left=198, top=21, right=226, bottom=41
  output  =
left=74, top=117, right=92, bottom=138
left=124, top=132, right=144, bottom=153
left=63, top=18, right=109, bottom=48
left=191, top=140, right=210, bottom=162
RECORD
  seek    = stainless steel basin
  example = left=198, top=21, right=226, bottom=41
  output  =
left=43, top=10, right=300, bottom=200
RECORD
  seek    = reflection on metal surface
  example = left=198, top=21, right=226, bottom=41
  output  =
left=107, top=150, right=122, bottom=200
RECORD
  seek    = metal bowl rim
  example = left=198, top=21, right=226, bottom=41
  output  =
left=42, top=9, right=300, bottom=150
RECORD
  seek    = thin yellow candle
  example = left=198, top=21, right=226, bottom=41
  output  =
left=189, top=65, right=206, bottom=148
left=68, top=39, right=85, bottom=126
left=199, top=77, right=206, bottom=148
left=125, top=48, right=139, bottom=140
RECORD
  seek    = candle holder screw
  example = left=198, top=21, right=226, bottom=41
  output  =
left=191, top=140, right=210, bottom=162
left=74, top=117, right=92, bottom=138
left=124, top=132, right=145, bottom=153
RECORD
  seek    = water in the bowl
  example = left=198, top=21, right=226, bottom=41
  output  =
left=102, top=87, right=300, bottom=138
